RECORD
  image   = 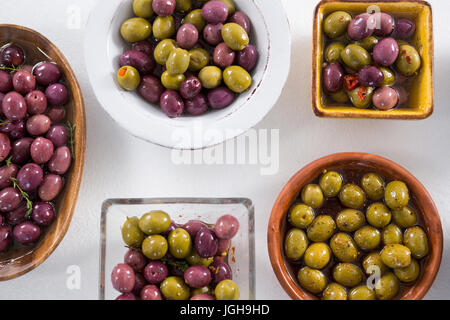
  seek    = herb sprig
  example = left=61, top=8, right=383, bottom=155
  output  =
left=161, top=257, right=190, bottom=273
left=10, top=177, right=33, bottom=218
left=0, top=65, right=21, bottom=73
left=66, top=121, right=76, bottom=158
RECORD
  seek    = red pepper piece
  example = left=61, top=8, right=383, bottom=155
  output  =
left=344, top=75, right=360, bottom=91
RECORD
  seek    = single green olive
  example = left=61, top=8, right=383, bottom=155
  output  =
left=307, top=215, right=336, bottom=242
left=138, top=210, right=171, bottom=235
left=330, top=233, right=359, bottom=263
left=404, top=226, right=429, bottom=259
left=324, top=42, right=345, bottom=63
left=120, top=17, right=152, bottom=42
left=362, top=252, right=387, bottom=275
left=284, top=228, right=308, bottom=261
left=301, top=184, right=324, bottom=209
left=168, top=228, right=192, bottom=259
left=333, top=263, right=363, bottom=287
left=297, top=267, right=327, bottom=294
left=183, top=9, right=206, bottom=32
left=380, top=244, right=412, bottom=268
left=176, top=0, right=192, bottom=12
left=153, top=16, right=175, bottom=40
left=339, top=184, right=366, bottom=209
left=154, top=39, right=178, bottom=65
left=366, top=203, right=392, bottom=228
left=348, top=286, right=376, bottom=300
left=375, top=272, right=400, bottom=300
left=192, top=286, right=212, bottom=297
left=186, top=249, right=214, bottom=267
left=323, top=11, right=352, bottom=39
left=160, top=276, right=190, bottom=300
left=142, top=235, right=168, bottom=260
left=188, top=48, right=210, bottom=71
left=392, top=206, right=418, bottom=228
left=361, top=173, right=385, bottom=201
left=222, top=23, right=249, bottom=51
left=385, top=181, right=410, bottom=210
left=133, top=0, right=154, bottom=18
left=166, top=48, right=190, bottom=75
left=219, top=0, right=236, bottom=14
left=215, top=280, right=239, bottom=300
left=161, top=71, right=185, bottom=90
left=394, top=258, right=420, bottom=283
left=199, top=66, right=223, bottom=89
left=322, top=283, right=347, bottom=300
left=382, top=224, right=403, bottom=245
left=379, top=67, right=396, bottom=86
left=304, top=242, right=331, bottom=269
left=341, top=44, right=372, bottom=71
left=121, top=216, right=145, bottom=247
left=223, top=66, right=252, bottom=93
left=289, top=204, right=315, bottom=229
left=117, top=66, right=141, bottom=91
left=336, top=209, right=365, bottom=232
left=319, top=171, right=343, bottom=197
left=348, top=86, right=375, bottom=109
left=329, top=90, right=349, bottom=103
left=396, top=44, right=421, bottom=76
left=354, top=226, right=381, bottom=251
left=354, top=36, right=379, bottom=51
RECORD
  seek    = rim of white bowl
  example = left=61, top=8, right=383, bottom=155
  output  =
left=84, top=0, right=291, bottom=150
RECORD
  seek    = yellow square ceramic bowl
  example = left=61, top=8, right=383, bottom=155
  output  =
left=312, top=0, right=433, bottom=119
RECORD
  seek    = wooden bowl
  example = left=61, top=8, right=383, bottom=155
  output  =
left=267, top=152, right=443, bottom=300
left=312, top=0, right=434, bottom=120
left=0, top=25, right=86, bottom=280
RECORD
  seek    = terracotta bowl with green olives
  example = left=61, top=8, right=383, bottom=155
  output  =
left=268, top=153, right=442, bottom=300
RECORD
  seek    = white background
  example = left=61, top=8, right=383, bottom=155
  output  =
left=0, top=0, right=449, bottom=300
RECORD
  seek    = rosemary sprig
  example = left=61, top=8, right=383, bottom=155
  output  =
left=161, top=257, right=190, bottom=273
left=10, top=177, right=33, bottom=218
left=0, top=65, right=21, bottom=73
left=0, top=119, right=10, bottom=126
left=66, top=121, right=76, bottom=158
left=5, top=156, right=12, bottom=167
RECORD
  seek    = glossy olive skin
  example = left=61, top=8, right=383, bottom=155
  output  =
left=330, top=233, right=358, bottom=263
left=297, top=267, right=327, bottom=294
left=354, top=36, right=378, bottom=51
left=392, top=206, right=418, bottom=228
left=404, top=226, right=429, bottom=259
left=220, top=0, right=236, bottom=14
left=176, top=0, right=192, bottom=12
left=289, top=204, right=315, bottom=229
left=301, top=184, right=324, bottom=209
left=324, top=43, right=345, bottom=63
left=117, top=66, right=141, bottom=91
left=336, top=209, right=365, bottom=232
left=121, top=216, right=145, bottom=247
left=329, top=90, right=348, bottom=103
left=221, top=23, right=249, bottom=51
left=396, top=45, right=421, bottom=76
left=379, top=67, right=396, bottom=86
left=348, top=86, right=374, bottom=109
left=348, top=286, right=376, bottom=300
left=284, top=228, right=308, bottom=261
left=319, top=171, right=343, bottom=197
left=362, top=252, right=387, bottom=275
left=375, top=272, right=400, bottom=300
left=121, top=17, right=152, bottom=42
left=153, top=16, right=175, bottom=40
left=322, top=283, right=347, bottom=300
left=186, top=250, right=214, bottom=267
left=361, top=173, right=385, bottom=201
left=354, top=226, right=381, bottom=251
left=183, top=9, right=206, bottom=32
left=304, top=242, right=331, bottom=269
left=160, top=276, right=190, bottom=300
left=385, top=181, right=410, bottom=210
left=382, top=224, right=403, bottom=245
left=168, top=228, right=192, bottom=259
left=381, top=244, right=412, bottom=268
left=394, top=258, right=420, bottom=283
left=133, top=0, right=154, bottom=18
left=199, top=66, right=222, bottom=89
left=188, top=48, right=210, bottom=71
left=154, top=39, right=178, bottom=65
left=339, top=184, right=366, bottom=209
left=215, top=280, right=239, bottom=300
left=161, top=71, right=185, bottom=90
left=223, top=66, right=252, bottom=93
left=333, top=263, right=363, bottom=287
left=166, top=48, right=190, bottom=75
left=323, top=11, right=352, bottom=39
left=341, top=44, right=372, bottom=71
left=142, top=235, right=168, bottom=260
left=366, top=203, right=392, bottom=228
left=307, top=215, right=336, bottom=242
left=138, top=210, right=171, bottom=235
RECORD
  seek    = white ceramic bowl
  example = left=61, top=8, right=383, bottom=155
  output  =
left=85, top=0, right=291, bottom=149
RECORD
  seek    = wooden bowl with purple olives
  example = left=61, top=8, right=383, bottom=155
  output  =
left=0, top=25, right=85, bottom=280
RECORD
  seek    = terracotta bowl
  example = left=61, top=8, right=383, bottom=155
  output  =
left=0, top=25, right=86, bottom=280
left=267, top=152, right=443, bottom=300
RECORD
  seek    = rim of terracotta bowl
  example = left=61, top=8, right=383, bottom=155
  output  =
left=267, top=152, right=443, bottom=300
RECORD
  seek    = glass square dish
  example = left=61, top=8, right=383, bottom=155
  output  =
left=99, top=198, right=255, bottom=300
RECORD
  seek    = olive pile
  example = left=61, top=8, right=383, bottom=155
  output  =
left=284, top=170, right=429, bottom=300
left=117, top=0, right=258, bottom=118
left=322, top=10, right=421, bottom=110
left=112, top=210, right=240, bottom=300
left=0, top=43, right=73, bottom=252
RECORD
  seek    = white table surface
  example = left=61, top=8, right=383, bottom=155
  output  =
left=0, top=0, right=449, bottom=300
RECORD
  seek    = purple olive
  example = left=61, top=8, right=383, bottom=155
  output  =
left=48, top=146, right=72, bottom=175
left=373, top=37, right=399, bottom=67
left=26, top=114, right=51, bottom=136
left=45, top=83, right=69, bottom=106
left=144, top=261, right=169, bottom=284
left=177, top=24, right=199, bottom=49
left=211, top=259, right=232, bottom=285
left=195, top=227, right=219, bottom=258
left=152, top=0, right=176, bottom=16
left=6, top=203, right=27, bottom=225
left=374, top=12, right=395, bottom=36
left=10, top=137, right=33, bottom=165
left=132, top=41, right=154, bottom=57
left=116, top=293, right=136, bottom=300
left=141, top=285, right=163, bottom=300
left=30, top=137, right=54, bottom=164
left=393, top=19, right=416, bottom=39
left=185, top=93, right=209, bottom=116
left=0, top=187, right=21, bottom=213
left=348, top=13, right=376, bottom=40
left=17, top=163, right=44, bottom=192
left=33, top=62, right=62, bottom=86
left=207, top=87, right=235, bottom=110
left=182, top=220, right=208, bottom=238
left=13, top=221, right=41, bottom=244
left=132, top=273, right=147, bottom=296
left=138, top=75, right=164, bottom=104
left=46, top=125, right=69, bottom=147
left=372, top=87, right=399, bottom=110
left=191, top=294, right=214, bottom=300
left=0, top=225, right=12, bottom=252
left=358, top=66, right=384, bottom=87
left=120, top=50, right=155, bottom=75
left=160, top=90, right=184, bottom=118
left=4, top=120, right=26, bottom=140
left=323, top=64, right=344, bottom=92
left=229, top=11, right=251, bottom=34
left=0, top=70, right=12, bottom=93
left=31, top=202, right=55, bottom=226
left=180, top=76, right=202, bottom=100
left=2, top=92, right=27, bottom=121
left=217, top=239, right=231, bottom=256
left=184, top=265, right=212, bottom=288
left=0, top=164, right=18, bottom=189
left=213, top=42, right=235, bottom=68
left=25, top=90, right=48, bottom=115
left=111, top=263, right=136, bottom=293
left=203, top=23, right=224, bottom=46
left=214, top=215, right=239, bottom=240
left=46, top=107, right=66, bottom=123
left=0, top=45, right=25, bottom=67
left=236, top=44, right=258, bottom=72
left=161, top=220, right=179, bottom=237
left=38, top=174, right=63, bottom=202
left=124, top=249, right=147, bottom=272
left=202, top=1, right=229, bottom=24
left=0, top=133, right=11, bottom=162
left=12, top=70, right=36, bottom=95
left=394, top=86, right=409, bottom=106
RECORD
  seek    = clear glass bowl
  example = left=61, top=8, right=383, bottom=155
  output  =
left=99, top=198, right=255, bottom=300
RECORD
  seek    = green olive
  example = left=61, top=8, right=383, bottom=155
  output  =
left=385, top=181, right=410, bottom=210
left=323, top=11, right=352, bottom=39
left=284, top=228, right=308, bottom=261
left=354, top=36, right=379, bottom=51
left=381, top=244, right=412, bottom=268
left=322, top=283, right=347, bottom=300
left=301, top=184, right=324, bottom=208
left=339, top=184, right=366, bottom=209
left=168, top=228, right=192, bottom=259
left=160, top=276, right=190, bottom=300
left=154, top=39, right=178, bottom=65
left=176, top=0, right=192, bottom=12
left=392, top=206, right=418, bottom=228
left=329, top=90, right=348, bottom=103
left=404, top=226, right=429, bottom=259
left=330, top=233, right=359, bottom=263
left=153, top=16, right=175, bottom=40
left=133, top=0, right=154, bottom=18
left=161, top=71, right=185, bottom=90
left=186, top=249, right=214, bottom=267
left=348, top=86, right=375, bottom=109
left=183, top=9, right=206, bottom=32
left=142, top=235, right=168, bottom=260
left=120, top=17, right=152, bottom=42
left=341, top=44, right=372, bottom=71
left=333, top=263, right=363, bottom=287
left=366, top=203, right=392, bottom=228
left=121, top=216, right=145, bottom=247
left=297, top=267, right=327, bottom=294
left=289, top=204, right=315, bottom=229
left=223, top=66, right=252, bottom=93
left=215, top=280, right=239, bottom=300
left=361, top=173, right=385, bottom=201
left=354, top=226, right=381, bottom=251
left=319, top=171, right=343, bottom=197
left=166, top=48, right=190, bottom=75
left=138, top=210, right=171, bottom=235
left=394, top=258, right=420, bottom=283
left=304, top=242, right=331, bottom=269
left=336, top=209, right=365, bottom=232
left=396, top=44, right=421, bottom=76
left=199, top=66, right=222, bottom=89
left=188, top=48, right=210, bottom=71
left=117, top=66, right=141, bottom=91
left=362, top=252, right=387, bottom=275
left=375, top=272, right=399, bottom=300
left=348, top=286, right=376, bottom=300
left=379, top=67, right=396, bottom=86
left=324, top=43, right=345, bottom=63
left=307, top=215, right=336, bottom=242
left=222, top=23, right=249, bottom=51
left=192, top=286, right=212, bottom=296
left=219, top=0, right=236, bottom=14
left=382, top=224, right=403, bottom=245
